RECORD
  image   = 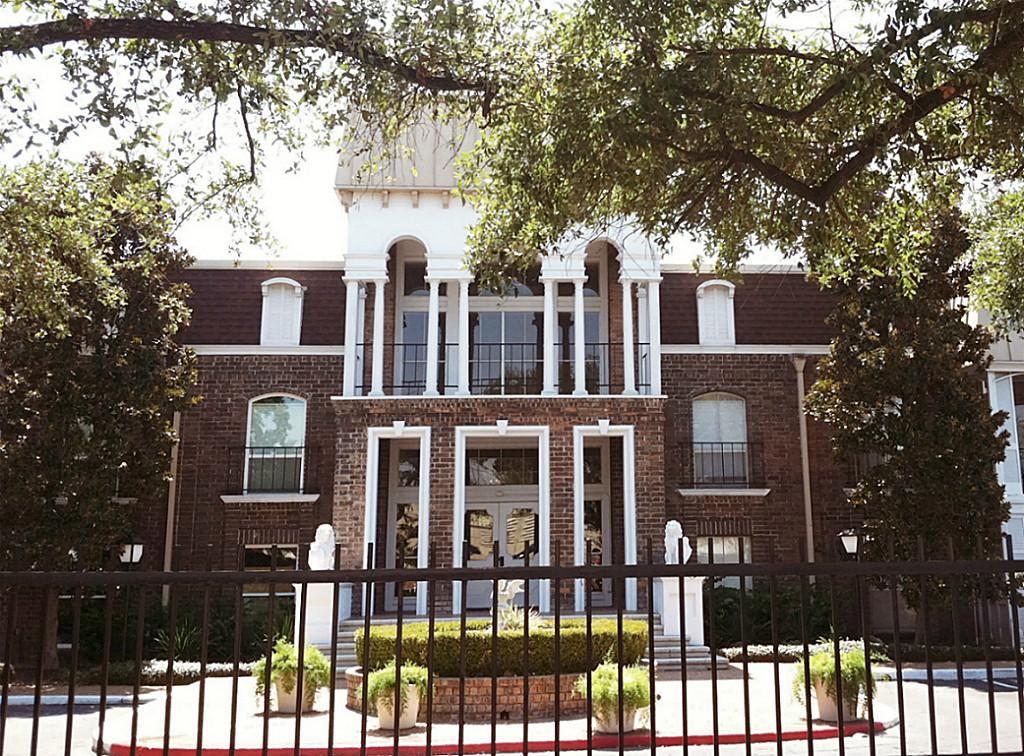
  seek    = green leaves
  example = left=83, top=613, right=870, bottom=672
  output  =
left=0, top=157, right=198, bottom=571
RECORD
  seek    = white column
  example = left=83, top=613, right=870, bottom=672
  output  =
left=457, top=279, right=471, bottom=395
left=573, top=279, right=587, bottom=396
left=342, top=279, right=360, bottom=395
left=623, top=426, right=638, bottom=611
left=637, top=285, right=649, bottom=393
left=648, top=280, right=662, bottom=395
left=370, top=279, right=386, bottom=397
left=621, top=280, right=637, bottom=395
left=424, top=279, right=441, bottom=396
left=415, top=429, right=432, bottom=615
left=542, top=279, right=557, bottom=395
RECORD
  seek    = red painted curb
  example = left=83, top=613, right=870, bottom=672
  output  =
left=108, top=721, right=887, bottom=755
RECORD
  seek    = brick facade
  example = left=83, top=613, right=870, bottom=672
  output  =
left=140, top=265, right=853, bottom=619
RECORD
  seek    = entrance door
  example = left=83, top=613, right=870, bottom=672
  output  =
left=465, top=501, right=540, bottom=609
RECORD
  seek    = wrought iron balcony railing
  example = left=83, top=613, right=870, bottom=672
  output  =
left=224, top=446, right=320, bottom=495
left=683, top=441, right=764, bottom=488
left=353, top=341, right=651, bottom=396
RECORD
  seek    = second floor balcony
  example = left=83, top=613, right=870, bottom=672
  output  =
left=352, top=341, right=653, bottom=397
left=223, top=445, right=322, bottom=497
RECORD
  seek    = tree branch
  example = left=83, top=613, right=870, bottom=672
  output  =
left=0, top=16, right=491, bottom=94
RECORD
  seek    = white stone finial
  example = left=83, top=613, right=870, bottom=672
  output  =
left=664, top=520, right=691, bottom=565
left=308, top=523, right=336, bottom=570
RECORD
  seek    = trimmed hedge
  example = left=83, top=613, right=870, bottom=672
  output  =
left=356, top=619, right=648, bottom=676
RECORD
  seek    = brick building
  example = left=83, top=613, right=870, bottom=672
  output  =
left=141, top=133, right=864, bottom=618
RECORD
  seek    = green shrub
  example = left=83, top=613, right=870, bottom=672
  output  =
left=708, top=579, right=841, bottom=646
left=574, top=663, right=650, bottom=717
left=793, top=647, right=875, bottom=710
left=355, top=619, right=647, bottom=676
left=366, top=661, right=430, bottom=714
left=252, top=639, right=331, bottom=700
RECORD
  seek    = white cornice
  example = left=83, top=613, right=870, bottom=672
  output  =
left=660, top=263, right=807, bottom=275
left=661, top=344, right=829, bottom=355
left=191, top=345, right=344, bottom=355
left=189, top=259, right=345, bottom=271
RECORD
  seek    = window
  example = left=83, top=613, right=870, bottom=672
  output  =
left=246, top=395, right=307, bottom=493
left=466, top=447, right=540, bottom=486
left=693, top=536, right=752, bottom=588
left=243, top=545, right=298, bottom=596
left=260, top=278, right=305, bottom=346
left=696, top=280, right=736, bottom=346
left=692, top=392, right=748, bottom=486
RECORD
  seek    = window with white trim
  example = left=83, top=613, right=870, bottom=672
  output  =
left=697, top=280, right=736, bottom=346
left=692, top=392, right=748, bottom=486
left=245, top=395, right=308, bottom=493
left=260, top=277, right=305, bottom=346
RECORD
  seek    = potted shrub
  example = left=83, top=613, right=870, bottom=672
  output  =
left=253, top=638, right=331, bottom=713
left=366, top=661, right=429, bottom=731
left=793, top=648, right=873, bottom=722
left=575, top=663, right=650, bottom=734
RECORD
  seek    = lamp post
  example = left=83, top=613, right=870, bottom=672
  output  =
left=119, top=538, right=144, bottom=659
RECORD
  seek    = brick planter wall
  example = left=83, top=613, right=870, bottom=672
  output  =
left=345, top=667, right=586, bottom=722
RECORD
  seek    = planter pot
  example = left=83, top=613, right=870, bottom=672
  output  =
left=274, top=680, right=317, bottom=713
left=813, top=681, right=858, bottom=723
left=376, top=684, right=420, bottom=731
left=593, top=706, right=639, bottom=734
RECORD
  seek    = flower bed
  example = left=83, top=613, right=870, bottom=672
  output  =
left=345, top=667, right=587, bottom=722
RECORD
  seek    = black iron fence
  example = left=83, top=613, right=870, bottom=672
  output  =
left=3, top=540, right=1024, bottom=755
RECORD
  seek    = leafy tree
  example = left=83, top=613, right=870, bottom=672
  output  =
left=0, top=157, right=198, bottom=666
left=460, top=0, right=1024, bottom=291
left=805, top=207, right=1008, bottom=604
left=7, top=1, right=1024, bottom=302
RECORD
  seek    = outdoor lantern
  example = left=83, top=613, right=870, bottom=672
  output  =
left=838, top=528, right=862, bottom=557
left=119, top=540, right=144, bottom=565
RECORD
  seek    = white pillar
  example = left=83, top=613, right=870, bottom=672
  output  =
left=648, top=280, right=662, bottom=395
left=573, top=279, right=587, bottom=396
left=424, top=279, right=441, bottom=396
left=458, top=279, right=471, bottom=395
left=370, top=279, right=386, bottom=397
left=342, top=279, right=360, bottom=396
left=621, top=280, right=637, bottom=395
left=637, top=285, right=649, bottom=393
left=542, top=279, right=557, bottom=395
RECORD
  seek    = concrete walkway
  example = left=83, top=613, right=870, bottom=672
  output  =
left=6, top=662, right=1019, bottom=755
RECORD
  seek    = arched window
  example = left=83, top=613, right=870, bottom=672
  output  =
left=696, top=280, right=736, bottom=346
left=245, top=394, right=308, bottom=493
left=692, top=392, right=748, bottom=486
left=260, top=278, right=305, bottom=346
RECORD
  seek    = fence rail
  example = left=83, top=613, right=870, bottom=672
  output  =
left=2, top=538, right=1024, bottom=756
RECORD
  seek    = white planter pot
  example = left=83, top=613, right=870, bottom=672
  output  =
left=376, top=683, right=420, bottom=731
left=593, top=705, right=639, bottom=734
left=274, top=680, right=316, bottom=713
left=813, top=681, right=858, bottom=723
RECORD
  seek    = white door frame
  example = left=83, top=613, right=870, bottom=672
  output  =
left=453, top=423, right=551, bottom=613
left=573, top=422, right=638, bottom=612
left=363, top=423, right=432, bottom=615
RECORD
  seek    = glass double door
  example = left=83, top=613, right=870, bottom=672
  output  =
left=464, top=499, right=540, bottom=609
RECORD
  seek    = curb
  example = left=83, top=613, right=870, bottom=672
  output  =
left=104, top=722, right=888, bottom=755
left=875, top=666, right=1020, bottom=682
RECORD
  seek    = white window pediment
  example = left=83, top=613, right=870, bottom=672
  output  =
left=260, top=277, right=305, bottom=346
left=697, top=280, right=736, bottom=346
